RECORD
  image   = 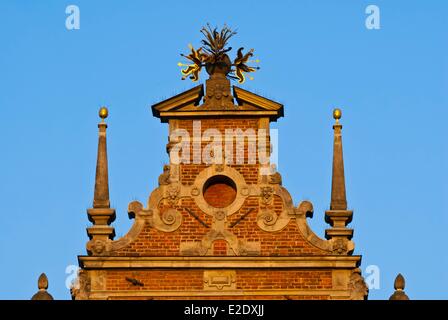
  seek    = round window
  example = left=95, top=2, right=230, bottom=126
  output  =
left=202, top=175, right=237, bottom=208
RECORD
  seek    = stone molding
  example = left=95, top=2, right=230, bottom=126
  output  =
left=82, top=289, right=351, bottom=300
left=78, top=256, right=362, bottom=269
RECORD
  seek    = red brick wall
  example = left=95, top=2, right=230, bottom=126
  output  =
left=236, top=270, right=332, bottom=290
left=105, top=270, right=203, bottom=291
left=115, top=197, right=326, bottom=257
left=101, top=116, right=334, bottom=299
left=100, top=269, right=332, bottom=295
left=212, top=239, right=228, bottom=255
left=176, top=118, right=262, bottom=184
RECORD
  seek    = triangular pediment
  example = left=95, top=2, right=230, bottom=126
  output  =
left=151, top=84, right=283, bottom=122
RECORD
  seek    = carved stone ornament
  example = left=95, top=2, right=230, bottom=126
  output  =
left=70, top=269, right=91, bottom=300
left=330, top=237, right=355, bottom=255
left=86, top=239, right=111, bottom=256
left=127, top=197, right=182, bottom=233
left=260, top=186, right=274, bottom=205
left=90, top=270, right=106, bottom=291
left=204, top=270, right=236, bottom=290
left=203, top=78, right=234, bottom=110
left=166, top=184, right=180, bottom=206
left=332, top=238, right=347, bottom=255
left=240, top=186, right=249, bottom=196
left=258, top=209, right=278, bottom=226
left=158, top=165, right=171, bottom=186
left=215, top=211, right=226, bottom=221
left=349, top=269, right=368, bottom=300
left=191, top=186, right=200, bottom=196
left=268, top=171, right=282, bottom=185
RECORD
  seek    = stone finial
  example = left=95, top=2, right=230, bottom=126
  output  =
left=394, top=273, right=405, bottom=290
left=37, top=273, right=48, bottom=290
left=325, top=109, right=354, bottom=255
left=389, top=273, right=410, bottom=300
left=333, top=108, right=342, bottom=123
left=86, top=107, right=116, bottom=255
left=330, top=108, right=347, bottom=211
left=99, top=106, right=108, bottom=120
left=93, top=106, right=111, bottom=209
left=31, top=273, right=54, bottom=300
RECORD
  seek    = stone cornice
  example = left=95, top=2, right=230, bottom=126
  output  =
left=233, top=86, right=284, bottom=115
left=79, top=255, right=362, bottom=269
left=87, top=289, right=350, bottom=299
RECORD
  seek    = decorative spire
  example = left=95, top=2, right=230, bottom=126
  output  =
left=31, top=273, right=54, bottom=300
left=325, top=109, right=354, bottom=255
left=86, top=107, right=116, bottom=256
left=93, top=106, right=110, bottom=208
left=330, top=108, right=347, bottom=210
left=389, top=273, right=410, bottom=300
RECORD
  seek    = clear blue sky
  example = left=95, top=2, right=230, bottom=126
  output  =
left=0, top=0, right=447, bottom=300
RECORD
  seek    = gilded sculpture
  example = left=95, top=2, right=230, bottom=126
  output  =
left=178, top=24, right=259, bottom=83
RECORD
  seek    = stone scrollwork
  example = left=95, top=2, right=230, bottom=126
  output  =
left=100, top=183, right=185, bottom=254
left=256, top=208, right=290, bottom=232
left=255, top=186, right=334, bottom=256
left=128, top=199, right=182, bottom=233
left=256, top=185, right=294, bottom=232
left=258, top=209, right=278, bottom=226
left=160, top=208, right=179, bottom=226
left=294, top=200, right=333, bottom=253
left=295, top=200, right=314, bottom=218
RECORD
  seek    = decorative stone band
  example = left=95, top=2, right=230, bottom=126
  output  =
left=83, top=289, right=356, bottom=300
left=79, top=256, right=362, bottom=269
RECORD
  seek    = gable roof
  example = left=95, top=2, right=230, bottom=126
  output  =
left=151, top=85, right=284, bottom=122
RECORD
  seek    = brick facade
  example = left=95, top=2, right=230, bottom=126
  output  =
left=75, top=72, right=367, bottom=300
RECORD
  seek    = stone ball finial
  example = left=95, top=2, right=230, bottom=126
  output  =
left=333, top=108, right=342, bottom=121
left=99, top=106, right=109, bottom=120
left=394, top=273, right=405, bottom=290
left=37, top=273, right=48, bottom=290
left=31, top=273, right=54, bottom=300
left=389, top=273, right=409, bottom=300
